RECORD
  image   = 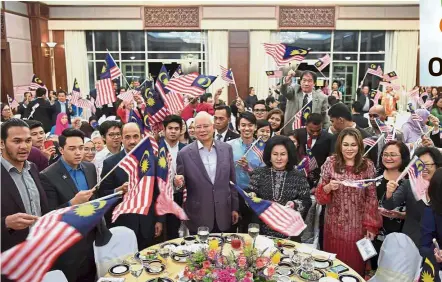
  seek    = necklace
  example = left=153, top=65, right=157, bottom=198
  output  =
left=270, top=168, right=287, bottom=202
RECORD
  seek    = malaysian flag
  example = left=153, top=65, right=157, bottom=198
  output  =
left=104, top=53, right=122, bottom=80
left=363, top=137, right=378, bottom=147
left=379, top=81, right=401, bottom=91
left=383, top=71, right=399, bottom=82
left=295, top=158, right=308, bottom=176
left=70, top=78, right=82, bottom=105
left=128, top=109, right=159, bottom=154
left=156, top=65, right=184, bottom=115
left=112, top=136, right=156, bottom=222
left=251, top=139, right=265, bottom=163
left=306, top=149, right=318, bottom=171
left=421, top=99, right=434, bottom=109
left=233, top=182, right=306, bottom=236
left=375, top=118, right=390, bottom=133
left=366, top=64, right=383, bottom=78
left=220, top=65, right=234, bottom=84
left=155, top=138, right=188, bottom=220
left=385, top=127, right=396, bottom=142
left=117, top=89, right=138, bottom=103
left=263, top=43, right=310, bottom=66
left=171, top=65, right=183, bottom=79
left=1, top=196, right=119, bottom=282
left=407, top=158, right=428, bottom=202
left=166, top=73, right=217, bottom=97
left=145, top=92, right=169, bottom=124
left=314, top=54, right=331, bottom=72
left=291, top=100, right=312, bottom=130
left=408, top=88, right=420, bottom=99
left=265, top=70, right=283, bottom=78
left=30, top=74, right=47, bottom=91
left=96, top=69, right=116, bottom=106
left=369, top=89, right=382, bottom=104
left=340, top=175, right=383, bottom=189
left=7, top=95, right=19, bottom=110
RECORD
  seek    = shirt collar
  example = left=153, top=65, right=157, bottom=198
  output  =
left=197, top=140, right=215, bottom=150
left=165, top=140, right=179, bottom=149
left=60, top=157, right=83, bottom=172
left=303, top=92, right=313, bottom=96
left=1, top=157, right=30, bottom=172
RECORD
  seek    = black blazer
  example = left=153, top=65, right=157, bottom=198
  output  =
left=26, top=98, right=54, bottom=132
left=224, top=130, right=240, bottom=142
left=356, top=91, right=375, bottom=113
left=99, top=150, right=164, bottom=239
left=352, top=113, right=369, bottom=129
left=39, top=159, right=110, bottom=281
left=1, top=163, right=49, bottom=252
left=51, top=100, right=73, bottom=126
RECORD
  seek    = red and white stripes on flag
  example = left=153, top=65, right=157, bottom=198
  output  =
left=7, top=95, right=19, bottom=110
left=363, top=137, right=377, bottom=147
left=70, top=90, right=81, bottom=106
left=1, top=207, right=81, bottom=282
left=117, top=89, right=138, bottom=103
left=263, top=43, right=304, bottom=66
left=75, top=99, right=95, bottom=114
left=379, top=82, right=401, bottom=91
left=422, top=99, right=434, bottom=109
left=112, top=157, right=154, bottom=223
left=367, top=66, right=383, bottom=78
left=315, top=54, right=331, bottom=72
left=96, top=78, right=116, bottom=106
left=165, top=73, right=203, bottom=97
left=385, top=127, right=396, bottom=143
left=156, top=77, right=185, bottom=115
left=291, top=109, right=304, bottom=130
left=220, top=65, right=234, bottom=84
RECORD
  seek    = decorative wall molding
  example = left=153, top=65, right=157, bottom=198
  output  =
left=143, top=7, right=200, bottom=29
left=279, top=6, right=335, bottom=29
left=1, top=11, right=6, bottom=40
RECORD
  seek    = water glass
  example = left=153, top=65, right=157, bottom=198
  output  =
left=248, top=223, right=260, bottom=240
left=130, top=264, right=143, bottom=281
left=197, top=226, right=210, bottom=243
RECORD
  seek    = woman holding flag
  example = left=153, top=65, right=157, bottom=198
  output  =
left=315, top=128, right=382, bottom=275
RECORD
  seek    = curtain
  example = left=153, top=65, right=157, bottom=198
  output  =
left=65, top=31, right=89, bottom=98
left=249, top=31, right=279, bottom=100
left=385, top=31, right=419, bottom=112
left=207, top=31, right=229, bottom=103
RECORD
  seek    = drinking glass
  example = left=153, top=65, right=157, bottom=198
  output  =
left=130, top=264, right=143, bottom=281
left=197, top=226, right=210, bottom=244
left=231, top=236, right=242, bottom=250
left=248, top=223, right=260, bottom=240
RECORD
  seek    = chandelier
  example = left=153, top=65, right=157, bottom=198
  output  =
left=170, top=32, right=202, bottom=44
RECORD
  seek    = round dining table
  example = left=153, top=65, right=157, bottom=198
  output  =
left=104, top=233, right=366, bottom=282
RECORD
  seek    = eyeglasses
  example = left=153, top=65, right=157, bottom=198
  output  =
left=107, top=133, right=121, bottom=138
left=84, top=148, right=96, bottom=153
left=423, top=163, right=436, bottom=168
left=382, top=153, right=401, bottom=158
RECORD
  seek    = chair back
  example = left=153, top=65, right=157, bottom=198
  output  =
left=42, top=270, right=68, bottom=282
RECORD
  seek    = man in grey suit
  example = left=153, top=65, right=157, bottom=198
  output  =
left=174, top=112, right=239, bottom=234
left=280, top=70, right=329, bottom=134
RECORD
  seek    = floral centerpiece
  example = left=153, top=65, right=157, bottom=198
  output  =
left=182, top=237, right=280, bottom=282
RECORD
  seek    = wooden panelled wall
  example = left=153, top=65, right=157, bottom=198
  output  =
left=228, top=31, right=249, bottom=102
left=53, top=30, right=67, bottom=91
left=1, top=9, right=13, bottom=102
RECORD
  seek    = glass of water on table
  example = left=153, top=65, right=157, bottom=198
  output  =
left=130, top=264, right=143, bottom=281
left=248, top=223, right=259, bottom=241
left=198, top=226, right=210, bottom=244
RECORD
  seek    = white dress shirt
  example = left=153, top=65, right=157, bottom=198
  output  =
left=165, top=140, right=179, bottom=175
left=215, top=128, right=228, bottom=142
left=197, top=140, right=217, bottom=184
left=303, top=92, right=313, bottom=104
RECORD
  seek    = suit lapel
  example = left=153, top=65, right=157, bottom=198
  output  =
left=189, top=142, right=212, bottom=184
left=56, top=160, right=79, bottom=196
left=214, top=142, right=223, bottom=184
left=1, top=165, right=26, bottom=212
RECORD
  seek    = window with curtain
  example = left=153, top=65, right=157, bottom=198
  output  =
left=85, top=31, right=207, bottom=90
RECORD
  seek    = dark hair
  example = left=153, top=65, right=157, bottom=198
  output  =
left=163, top=115, right=183, bottom=129
left=286, top=130, right=297, bottom=138
left=379, top=141, right=410, bottom=172
left=257, top=119, right=273, bottom=134
left=428, top=168, right=442, bottom=215
left=229, top=101, right=238, bottom=118
left=265, top=96, right=276, bottom=106
left=306, top=113, right=323, bottom=125
left=1, top=103, right=11, bottom=121
left=214, top=105, right=232, bottom=118
left=58, top=128, right=85, bottom=148
left=352, top=101, right=363, bottom=113
left=329, top=103, right=352, bottom=121
left=415, top=147, right=442, bottom=168
left=57, top=89, right=66, bottom=97
left=236, top=112, right=257, bottom=129
left=89, top=115, right=97, bottom=123
left=99, top=120, right=122, bottom=137
left=200, top=93, right=209, bottom=103
left=1, top=118, right=29, bottom=141
left=300, top=70, right=317, bottom=83
left=253, top=100, right=266, bottom=110
left=334, top=128, right=367, bottom=174
left=332, top=80, right=341, bottom=87
left=266, top=108, right=284, bottom=131
left=433, top=96, right=442, bottom=111
left=263, top=135, right=298, bottom=170
left=35, top=87, right=47, bottom=98
left=23, top=92, right=32, bottom=101
left=328, top=96, right=338, bottom=106
left=248, top=87, right=254, bottom=94
left=181, top=118, right=191, bottom=141
left=24, top=120, right=44, bottom=131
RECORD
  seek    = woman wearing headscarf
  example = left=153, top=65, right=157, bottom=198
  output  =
left=52, top=112, right=70, bottom=135
left=401, top=108, right=440, bottom=146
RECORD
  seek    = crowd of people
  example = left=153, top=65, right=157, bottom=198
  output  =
left=1, top=69, right=442, bottom=281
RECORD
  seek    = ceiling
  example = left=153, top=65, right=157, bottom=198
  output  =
left=42, top=0, right=419, bottom=6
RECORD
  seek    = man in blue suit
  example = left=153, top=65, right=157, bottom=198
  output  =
left=99, top=122, right=164, bottom=249
left=162, top=115, right=187, bottom=239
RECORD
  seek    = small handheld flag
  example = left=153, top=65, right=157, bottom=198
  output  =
left=264, top=43, right=310, bottom=66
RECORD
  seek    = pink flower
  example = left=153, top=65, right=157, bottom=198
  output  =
left=243, top=278, right=252, bottom=282
left=256, top=257, right=267, bottom=269
left=238, top=256, right=247, bottom=268
left=245, top=271, right=253, bottom=278
left=228, top=267, right=236, bottom=274
left=208, top=249, right=217, bottom=260
left=203, top=260, right=211, bottom=269
left=197, top=269, right=206, bottom=277
left=267, top=266, right=275, bottom=277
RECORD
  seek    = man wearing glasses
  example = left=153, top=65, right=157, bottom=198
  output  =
left=252, top=100, right=268, bottom=121
left=93, top=120, right=123, bottom=177
left=280, top=70, right=329, bottom=134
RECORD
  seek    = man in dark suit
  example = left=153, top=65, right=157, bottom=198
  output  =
left=51, top=90, right=74, bottom=126
left=352, top=101, right=369, bottom=129
left=174, top=112, right=239, bottom=234
left=40, top=128, right=109, bottom=282
left=328, top=103, right=378, bottom=165
left=162, top=115, right=187, bottom=239
left=214, top=105, right=239, bottom=142
left=26, top=87, right=54, bottom=133
left=99, top=122, right=163, bottom=249
left=293, top=113, right=332, bottom=188
left=1, top=119, right=49, bottom=253
left=356, top=85, right=374, bottom=114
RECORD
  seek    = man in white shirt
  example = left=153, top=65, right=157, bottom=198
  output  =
left=93, top=120, right=122, bottom=177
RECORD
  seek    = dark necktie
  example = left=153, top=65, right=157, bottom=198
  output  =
left=216, top=134, right=223, bottom=141
left=302, top=93, right=309, bottom=108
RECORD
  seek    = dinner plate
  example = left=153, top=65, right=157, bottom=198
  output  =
left=108, top=264, right=129, bottom=276
left=172, top=254, right=189, bottom=263
left=339, top=274, right=361, bottom=282
left=161, top=242, right=179, bottom=250
left=275, top=265, right=295, bottom=276
left=280, top=248, right=295, bottom=257
left=296, top=269, right=325, bottom=281
left=147, top=278, right=174, bottom=282
left=313, top=258, right=333, bottom=269
left=134, top=250, right=157, bottom=261
left=144, top=259, right=166, bottom=274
